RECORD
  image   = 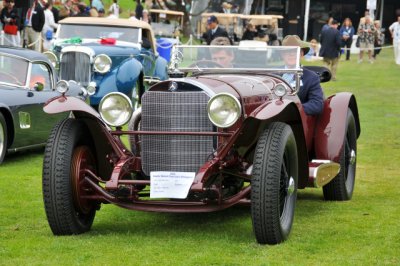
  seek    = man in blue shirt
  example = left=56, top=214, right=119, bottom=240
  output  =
left=281, top=35, right=324, bottom=116
left=91, top=0, right=104, bottom=12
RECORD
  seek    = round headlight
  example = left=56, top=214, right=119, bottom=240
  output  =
left=93, top=54, right=112, bottom=73
left=56, top=80, right=69, bottom=94
left=99, top=92, right=133, bottom=127
left=207, top=93, right=241, bottom=128
left=274, top=84, right=287, bottom=97
left=44, top=51, right=59, bottom=69
left=86, top=82, right=96, bottom=96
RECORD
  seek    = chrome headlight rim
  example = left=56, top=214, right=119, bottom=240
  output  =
left=99, top=92, right=133, bottom=127
left=273, top=83, right=287, bottom=97
left=93, top=54, right=112, bottom=74
left=43, top=51, right=59, bottom=69
left=56, top=80, right=69, bottom=94
left=86, top=81, right=97, bottom=96
left=207, top=92, right=241, bottom=128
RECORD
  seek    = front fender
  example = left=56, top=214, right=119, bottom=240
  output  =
left=91, top=58, right=142, bottom=105
left=44, top=95, right=100, bottom=119
left=314, top=92, right=360, bottom=162
left=235, top=99, right=309, bottom=189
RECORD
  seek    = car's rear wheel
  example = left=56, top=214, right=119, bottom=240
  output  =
left=0, top=113, right=7, bottom=164
left=251, top=122, right=298, bottom=245
left=43, top=118, right=98, bottom=235
left=323, top=109, right=357, bottom=201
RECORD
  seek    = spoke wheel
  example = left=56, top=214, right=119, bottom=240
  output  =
left=251, top=122, right=298, bottom=245
left=71, top=146, right=97, bottom=215
left=323, top=109, right=357, bottom=201
left=0, top=113, right=7, bottom=164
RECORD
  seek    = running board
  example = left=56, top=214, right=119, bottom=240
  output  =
left=308, top=160, right=340, bottom=188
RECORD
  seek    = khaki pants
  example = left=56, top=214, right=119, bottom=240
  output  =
left=323, top=57, right=339, bottom=80
left=25, top=26, right=41, bottom=52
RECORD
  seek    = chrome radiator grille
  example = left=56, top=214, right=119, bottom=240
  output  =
left=60, top=52, right=91, bottom=86
left=141, top=91, right=214, bottom=175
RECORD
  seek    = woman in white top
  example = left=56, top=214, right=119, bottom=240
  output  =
left=42, top=3, right=58, bottom=51
left=109, top=0, right=119, bottom=18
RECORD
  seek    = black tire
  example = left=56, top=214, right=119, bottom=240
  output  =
left=42, top=118, right=97, bottom=235
left=323, top=109, right=357, bottom=201
left=0, top=113, right=7, bottom=164
left=251, top=122, right=298, bottom=245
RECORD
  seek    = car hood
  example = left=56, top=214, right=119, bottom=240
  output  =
left=149, top=74, right=283, bottom=116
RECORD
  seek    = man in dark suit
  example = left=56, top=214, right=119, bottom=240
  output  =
left=203, top=15, right=232, bottom=45
left=281, top=35, right=324, bottom=116
left=319, top=19, right=341, bottom=81
left=25, top=0, right=45, bottom=51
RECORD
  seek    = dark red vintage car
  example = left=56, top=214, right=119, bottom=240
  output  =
left=42, top=45, right=360, bottom=245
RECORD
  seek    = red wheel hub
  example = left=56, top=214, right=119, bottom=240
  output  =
left=71, top=146, right=96, bottom=214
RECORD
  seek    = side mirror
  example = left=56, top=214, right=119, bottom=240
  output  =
left=303, top=66, right=332, bottom=83
left=33, top=82, right=44, bottom=91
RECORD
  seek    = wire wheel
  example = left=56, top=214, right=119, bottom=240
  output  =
left=251, top=122, right=298, bottom=245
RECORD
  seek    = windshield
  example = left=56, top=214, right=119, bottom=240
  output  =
left=170, top=45, right=301, bottom=72
left=0, top=55, right=28, bottom=86
left=58, top=24, right=140, bottom=43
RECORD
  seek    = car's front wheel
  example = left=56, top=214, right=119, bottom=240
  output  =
left=251, top=122, right=298, bottom=245
left=43, top=118, right=98, bottom=235
left=323, top=109, right=357, bottom=201
left=0, top=113, right=8, bottom=164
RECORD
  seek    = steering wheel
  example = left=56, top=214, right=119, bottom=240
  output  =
left=0, top=71, right=23, bottom=86
left=188, top=60, right=224, bottom=69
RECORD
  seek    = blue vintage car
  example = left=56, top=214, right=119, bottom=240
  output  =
left=0, top=46, right=89, bottom=164
left=45, top=17, right=169, bottom=108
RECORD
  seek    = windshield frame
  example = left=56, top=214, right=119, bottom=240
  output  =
left=56, top=24, right=141, bottom=44
left=170, top=45, right=302, bottom=74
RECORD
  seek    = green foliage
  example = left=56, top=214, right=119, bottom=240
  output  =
left=0, top=48, right=399, bottom=265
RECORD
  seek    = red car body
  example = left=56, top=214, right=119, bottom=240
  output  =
left=42, top=45, right=360, bottom=244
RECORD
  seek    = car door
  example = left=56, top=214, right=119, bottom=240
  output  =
left=11, top=62, right=66, bottom=148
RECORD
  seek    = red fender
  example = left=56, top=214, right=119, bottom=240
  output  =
left=243, top=99, right=309, bottom=189
left=314, top=92, right=360, bottom=162
left=44, top=95, right=100, bottom=119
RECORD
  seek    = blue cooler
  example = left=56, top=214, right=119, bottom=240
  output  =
left=156, top=38, right=178, bottom=62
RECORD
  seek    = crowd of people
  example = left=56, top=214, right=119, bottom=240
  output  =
left=1, top=0, right=399, bottom=67
left=0, top=0, right=154, bottom=51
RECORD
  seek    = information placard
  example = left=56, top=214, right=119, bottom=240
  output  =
left=150, top=171, right=196, bottom=199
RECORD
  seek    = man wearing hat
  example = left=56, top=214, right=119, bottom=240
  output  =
left=281, top=35, right=324, bottom=116
left=203, top=15, right=232, bottom=45
left=319, top=19, right=341, bottom=81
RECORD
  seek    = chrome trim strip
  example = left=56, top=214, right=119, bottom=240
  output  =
left=8, top=143, right=45, bottom=153
left=61, top=46, right=95, bottom=60
left=169, top=78, right=216, bottom=97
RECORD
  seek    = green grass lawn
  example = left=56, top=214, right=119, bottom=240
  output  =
left=1, top=48, right=400, bottom=265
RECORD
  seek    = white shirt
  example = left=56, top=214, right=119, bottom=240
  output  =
left=42, top=9, right=58, bottom=34
left=389, top=21, right=400, bottom=42
left=109, top=3, right=119, bottom=18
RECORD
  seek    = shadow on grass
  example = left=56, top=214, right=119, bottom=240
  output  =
left=91, top=205, right=253, bottom=242
left=2, top=147, right=44, bottom=165
left=89, top=190, right=333, bottom=242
